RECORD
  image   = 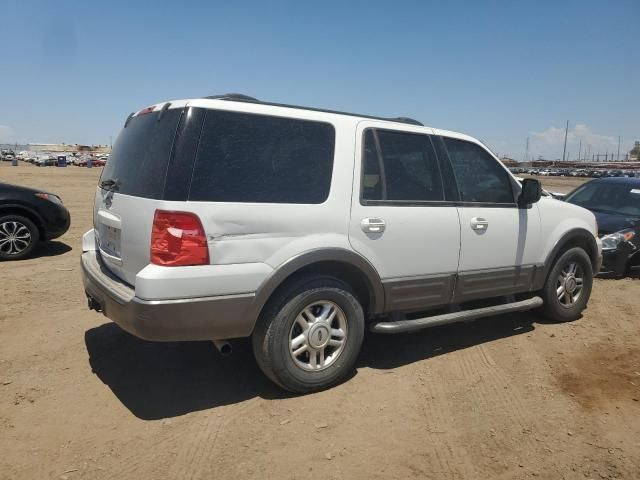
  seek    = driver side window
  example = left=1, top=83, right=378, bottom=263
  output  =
left=443, top=137, right=515, bottom=204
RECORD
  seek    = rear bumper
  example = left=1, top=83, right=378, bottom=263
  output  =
left=81, top=251, right=256, bottom=341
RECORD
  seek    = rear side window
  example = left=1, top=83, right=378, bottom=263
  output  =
left=189, top=110, right=335, bottom=203
left=362, top=129, right=444, bottom=202
left=100, top=108, right=182, bottom=199
left=443, top=137, right=514, bottom=204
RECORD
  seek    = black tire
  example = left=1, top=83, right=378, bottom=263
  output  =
left=252, top=273, right=365, bottom=393
left=539, top=247, right=593, bottom=322
left=0, top=215, right=39, bottom=261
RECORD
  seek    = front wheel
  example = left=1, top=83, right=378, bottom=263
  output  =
left=539, top=247, right=593, bottom=322
left=252, top=274, right=365, bottom=393
left=0, top=215, right=39, bottom=261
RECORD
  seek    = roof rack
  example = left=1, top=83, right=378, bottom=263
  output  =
left=203, top=93, right=424, bottom=126
left=205, top=93, right=260, bottom=102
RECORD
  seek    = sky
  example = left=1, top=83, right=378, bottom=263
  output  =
left=0, top=0, right=637, bottom=161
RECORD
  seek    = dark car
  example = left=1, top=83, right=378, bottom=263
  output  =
left=564, top=177, right=640, bottom=277
left=0, top=183, right=71, bottom=260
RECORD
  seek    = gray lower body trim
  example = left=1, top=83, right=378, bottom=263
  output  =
left=81, top=251, right=256, bottom=341
left=383, top=273, right=455, bottom=311
left=454, top=265, right=537, bottom=303
left=382, top=265, right=543, bottom=313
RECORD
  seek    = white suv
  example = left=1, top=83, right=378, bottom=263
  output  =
left=81, top=94, right=602, bottom=392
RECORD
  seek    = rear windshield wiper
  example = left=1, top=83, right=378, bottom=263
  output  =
left=100, top=178, right=120, bottom=191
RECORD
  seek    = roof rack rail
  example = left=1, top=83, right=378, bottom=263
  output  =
left=203, top=94, right=423, bottom=126
left=205, top=93, right=259, bottom=102
left=391, top=117, right=423, bottom=126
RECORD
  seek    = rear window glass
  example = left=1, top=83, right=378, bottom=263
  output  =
left=100, top=108, right=182, bottom=199
left=189, top=110, right=335, bottom=203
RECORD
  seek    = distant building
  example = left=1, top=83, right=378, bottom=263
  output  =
left=28, top=143, right=111, bottom=154
left=629, top=141, right=640, bottom=162
left=500, top=156, right=518, bottom=167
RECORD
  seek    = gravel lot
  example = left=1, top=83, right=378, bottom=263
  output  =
left=1, top=164, right=639, bottom=480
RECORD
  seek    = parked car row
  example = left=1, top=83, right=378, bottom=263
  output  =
left=509, top=167, right=637, bottom=178
left=9, top=154, right=109, bottom=167
left=1, top=149, right=16, bottom=161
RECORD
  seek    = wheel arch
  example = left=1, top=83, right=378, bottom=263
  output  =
left=250, top=248, right=385, bottom=325
left=535, top=228, right=599, bottom=289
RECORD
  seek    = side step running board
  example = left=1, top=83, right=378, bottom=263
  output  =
left=369, top=296, right=543, bottom=334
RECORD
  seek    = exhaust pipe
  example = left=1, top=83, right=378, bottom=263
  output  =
left=212, top=339, right=232, bottom=357
left=87, top=296, right=103, bottom=313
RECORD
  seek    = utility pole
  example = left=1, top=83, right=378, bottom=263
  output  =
left=524, top=136, right=529, bottom=163
left=561, top=120, right=569, bottom=162
left=617, top=136, right=621, bottom=161
left=578, top=140, right=582, bottom=162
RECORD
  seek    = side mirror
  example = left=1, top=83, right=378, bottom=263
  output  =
left=519, top=178, right=542, bottom=207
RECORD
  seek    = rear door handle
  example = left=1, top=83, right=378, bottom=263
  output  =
left=361, top=217, right=386, bottom=233
left=470, top=217, right=489, bottom=231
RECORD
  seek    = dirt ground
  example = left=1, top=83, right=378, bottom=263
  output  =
left=1, top=164, right=639, bottom=480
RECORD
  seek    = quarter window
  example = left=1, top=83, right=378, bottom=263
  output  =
left=189, top=110, right=335, bottom=203
left=362, top=129, right=444, bottom=202
left=443, top=138, right=515, bottom=204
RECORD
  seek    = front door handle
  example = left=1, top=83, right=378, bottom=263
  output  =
left=470, top=217, right=489, bottom=231
left=361, top=217, right=386, bottom=233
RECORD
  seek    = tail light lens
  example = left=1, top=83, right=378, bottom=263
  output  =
left=150, top=210, right=209, bottom=266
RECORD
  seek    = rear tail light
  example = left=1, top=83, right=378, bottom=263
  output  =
left=150, top=210, right=209, bottom=266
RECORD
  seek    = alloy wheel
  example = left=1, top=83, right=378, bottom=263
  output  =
left=0, top=221, right=32, bottom=256
left=288, top=300, right=348, bottom=371
left=556, top=261, right=584, bottom=307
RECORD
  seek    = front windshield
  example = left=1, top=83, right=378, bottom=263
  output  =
left=565, top=182, right=640, bottom=217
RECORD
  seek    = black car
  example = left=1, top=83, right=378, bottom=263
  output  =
left=564, top=177, right=640, bottom=277
left=0, top=183, right=71, bottom=260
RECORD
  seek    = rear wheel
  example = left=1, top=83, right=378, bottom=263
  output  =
left=252, top=274, right=365, bottom=393
left=0, top=215, right=39, bottom=260
left=539, top=247, right=593, bottom=322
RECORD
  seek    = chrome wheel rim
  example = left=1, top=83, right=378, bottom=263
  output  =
left=289, top=300, right=348, bottom=372
left=0, top=221, right=32, bottom=256
left=556, top=261, right=584, bottom=307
